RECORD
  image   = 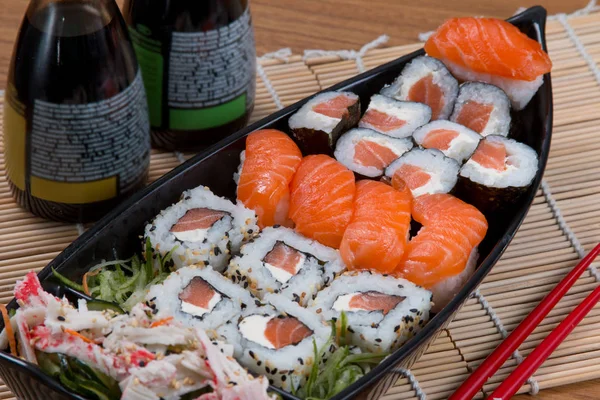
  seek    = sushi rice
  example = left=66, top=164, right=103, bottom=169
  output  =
left=380, top=55, right=459, bottom=120
left=225, top=226, right=345, bottom=306
left=217, top=294, right=331, bottom=392
left=334, top=128, right=413, bottom=177
left=144, top=185, right=258, bottom=272
left=412, top=120, right=482, bottom=163
left=146, top=266, right=257, bottom=334
left=385, top=148, right=460, bottom=197
left=309, top=271, right=432, bottom=354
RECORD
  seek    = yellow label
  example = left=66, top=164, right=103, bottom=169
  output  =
left=3, top=95, right=27, bottom=191
left=31, top=175, right=117, bottom=204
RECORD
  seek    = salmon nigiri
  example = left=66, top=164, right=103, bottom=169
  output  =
left=289, top=155, right=356, bottom=248
left=340, top=180, right=412, bottom=274
left=425, top=17, right=552, bottom=110
left=237, top=129, right=302, bottom=228
left=396, top=193, right=488, bottom=310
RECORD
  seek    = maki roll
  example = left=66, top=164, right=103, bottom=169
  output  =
left=217, top=294, right=330, bottom=391
left=457, top=135, right=539, bottom=213
left=288, top=91, right=360, bottom=155
left=334, top=128, right=413, bottom=177
left=225, top=226, right=345, bottom=306
left=309, top=271, right=432, bottom=354
left=145, top=186, right=258, bottom=271
left=450, top=82, right=511, bottom=137
left=384, top=148, right=460, bottom=197
left=412, top=120, right=481, bottom=163
left=358, top=94, right=431, bottom=138
left=380, top=55, right=459, bottom=120
left=146, top=266, right=257, bottom=334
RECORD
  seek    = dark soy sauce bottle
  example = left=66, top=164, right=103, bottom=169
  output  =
left=123, top=0, right=256, bottom=150
left=3, top=0, right=151, bottom=223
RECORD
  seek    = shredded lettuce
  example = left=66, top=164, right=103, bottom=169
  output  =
left=52, top=239, right=176, bottom=311
left=296, top=312, right=387, bottom=400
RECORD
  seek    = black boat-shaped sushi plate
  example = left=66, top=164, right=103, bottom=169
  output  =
left=0, top=6, right=552, bottom=400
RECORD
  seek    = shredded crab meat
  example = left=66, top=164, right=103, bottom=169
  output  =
left=4, top=271, right=275, bottom=399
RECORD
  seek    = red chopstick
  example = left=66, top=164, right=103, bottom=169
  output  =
left=490, top=281, right=600, bottom=399
left=449, top=243, right=600, bottom=400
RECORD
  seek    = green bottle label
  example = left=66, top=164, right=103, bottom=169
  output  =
left=129, top=8, right=256, bottom=131
left=129, top=26, right=163, bottom=128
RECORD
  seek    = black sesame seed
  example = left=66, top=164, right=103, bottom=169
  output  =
left=214, top=247, right=222, bottom=256
left=204, top=260, right=210, bottom=266
left=375, top=338, right=382, bottom=343
left=185, top=196, right=191, bottom=200
left=265, top=367, right=271, bottom=373
left=269, top=379, right=274, bottom=385
left=139, top=361, right=146, bottom=367
left=394, top=325, right=400, bottom=332
left=248, top=229, right=254, bottom=234
left=332, top=317, right=337, bottom=322
left=57, top=316, right=65, bottom=321
left=152, top=309, right=159, bottom=314
left=150, top=226, right=157, bottom=232
left=272, top=368, right=278, bottom=374
left=243, top=282, right=249, bottom=289
left=273, top=224, right=281, bottom=228
left=298, top=358, right=304, bottom=365
left=257, top=361, right=262, bottom=366
left=249, top=351, right=255, bottom=359
left=255, top=300, right=262, bottom=306
left=410, top=309, right=418, bottom=313
left=398, top=284, right=404, bottom=289
left=348, top=327, right=355, bottom=333
left=241, top=303, right=247, bottom=309
left=150, top=297, right=156, bottom=302
left=409, top=326, right=414, bottom=332
left=281, top=375, right=287, bottom=382
left=236, top=270, right=242, bottom=276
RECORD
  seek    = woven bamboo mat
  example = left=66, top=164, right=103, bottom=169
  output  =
left=2, top=9, right=600, bottom=400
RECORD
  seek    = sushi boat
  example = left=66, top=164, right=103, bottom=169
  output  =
left=0, top=6, right=552, bottom=400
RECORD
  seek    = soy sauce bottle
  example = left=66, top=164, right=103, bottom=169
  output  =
left=3, top=0, right=151, bottom=222
left=123, top=0, right=256, bottom=150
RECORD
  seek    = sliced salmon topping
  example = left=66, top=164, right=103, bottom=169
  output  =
left=353, top=140, right=399, bottom=169
left=313, top=95, right=356, bottom=119
left=263, top=242, right=303, bottom=276
left=393, top=165, right=431, bottom=190
left=424, top=17, right=552, bottom=81
left=178, top=277, right=217, bottom=309
left=348, top=291, right=405, bottom=315
left=361, top=109, right=406, bottom=132
left=265, top=317, right=313, bottom=349
left=421, top=129, right=459, bottom=151
left=407, top=75, right=445, bottom=120
left=471, top=140, right=507, bottom=171
left=171, top=208, right=227, bottom=232
left=454, top=101, right=493, bottom=134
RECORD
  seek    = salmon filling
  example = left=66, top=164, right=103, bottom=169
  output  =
left=471, top=140, right=508, bottom=171
left=170, top=208, right=229, bottom=242
left=353, top=139, right=399, bottom=169
left=392, top=164, right=431, bottom=190
left=333, top=291, right=405, bottom=315
left=407, top=75, right=445, bottom=120
left=263, top=242, right=306, bottom=284
left=179, top=277, right=222, bottom=317
left=454, top=101, right=494, bottom=134
left=421, top=129, right=459, bottom=151
left=361, top=109, right=406, bottom=132
left=312, top=95, right=356, bottom=119
left=239, top=315, right=313, bottom=350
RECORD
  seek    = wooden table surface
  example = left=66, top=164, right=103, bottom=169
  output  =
left=0, top=0, right=596, bottom=399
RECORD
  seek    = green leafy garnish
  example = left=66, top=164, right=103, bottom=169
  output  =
left=296, top=313, right=387, bottom=400
left=51, top=239, right=176, bottom=311
left=37, top=352, right=121, bottom=400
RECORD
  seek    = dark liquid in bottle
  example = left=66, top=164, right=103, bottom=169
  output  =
left=124, top=0, right=255, bottom=150
left=5, top=2, right=150, bottom=222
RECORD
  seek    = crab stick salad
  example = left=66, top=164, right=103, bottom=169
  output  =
left=0, top=272, right=274, bottom=400
left=1, top=13, right=548, bottom=400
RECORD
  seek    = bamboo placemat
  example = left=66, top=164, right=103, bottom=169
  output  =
left=2, top=9, right=600, bottom=400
